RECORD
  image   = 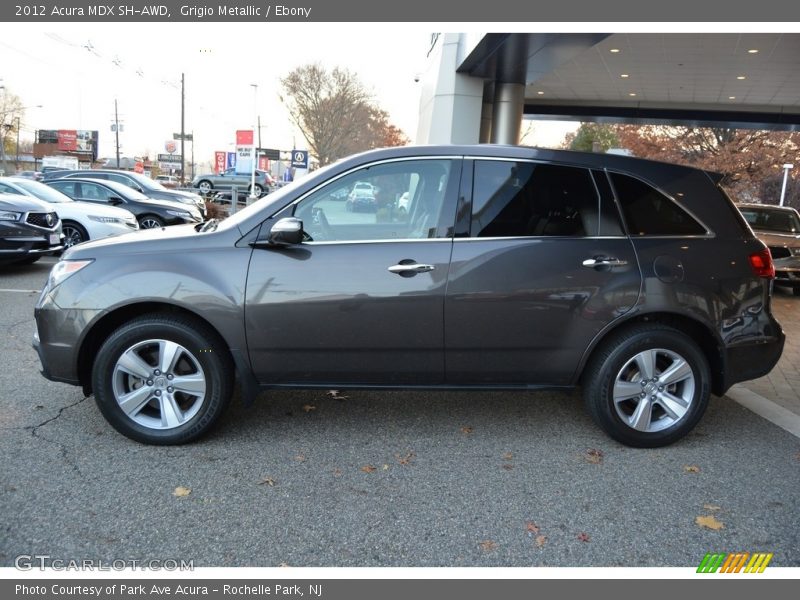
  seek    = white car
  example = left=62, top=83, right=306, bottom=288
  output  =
left=0, top=177, right=139, bottom=248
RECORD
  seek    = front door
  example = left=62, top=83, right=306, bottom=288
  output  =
left=245, top=158, right=461, bottom=385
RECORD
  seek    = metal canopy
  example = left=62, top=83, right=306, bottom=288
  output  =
left=459, top=33, right=800, bottom=131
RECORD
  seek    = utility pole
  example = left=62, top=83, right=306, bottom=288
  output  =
left=114, top=99, right=120, bottom=168
left=14, top=117, right=20, bottom=170
left=180, top=73, right=185, bottom=185
left=257, top=115, right=262, bottom=149
left=191, top=130, right=195, bottom=180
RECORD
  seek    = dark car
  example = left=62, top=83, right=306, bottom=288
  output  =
left=737, top=203, right=800, bottom=295
left=0, top=192, right=63, bottom=264
left=42, top=169, right=206, bottom=218
left=46, top=178, right=202, bottom=228
left=191, top=168, right=275, bottom=197
left=33, top=145, right=784, bottom=447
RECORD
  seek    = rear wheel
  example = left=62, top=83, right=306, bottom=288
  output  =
left=251, top=183, right=264, bottom=196
left=91, top=314, right=234, bottom=445
left=582, top=324, right=710, bottom=447
left=197, top=180, right=213, bottom=194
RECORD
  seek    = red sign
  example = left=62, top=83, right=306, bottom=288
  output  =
left=236, top=129, right=254, bottom=145
left=258, top=156, right=270, bottom=171
left=57, top=130, right=78, bottom=151
left=134, top=161, right=144, bottom=174
left=165, top=140, right=177, bottom=154
left=215, top=151, right=226, bottom=174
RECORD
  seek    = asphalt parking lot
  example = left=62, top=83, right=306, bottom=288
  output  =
left=1, top=257, right=799, bottom=568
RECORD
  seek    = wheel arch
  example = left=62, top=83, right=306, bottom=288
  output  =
left=77, top=301, right=243, bottom=397
left=577, top=312, right=725, bottom=396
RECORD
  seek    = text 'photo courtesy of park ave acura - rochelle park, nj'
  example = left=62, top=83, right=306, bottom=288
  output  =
left=0, top=8, right=799, bottom=593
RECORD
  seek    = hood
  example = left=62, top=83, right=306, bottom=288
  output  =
left=58, top=201, right=137, bottom=221
left=0, top=193, right=54, bottom=212
left=138, top=196, right=200, bottom=214
left=753, top=229, right=800, bottom=247
left=64, top=222, right=205, bottom=258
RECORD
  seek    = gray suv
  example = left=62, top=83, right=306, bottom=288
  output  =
left=33, top=146, right=785, bottom=447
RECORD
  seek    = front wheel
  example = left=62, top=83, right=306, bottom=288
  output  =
left=582, top=325, right=711, bottom=447
left=197, top=180, right=213, bottom=194
left=139, top=215, right=165, bottom=229
left=91, top=315, right=234, bottom=445
left=62, top=220, right=88, bottom=248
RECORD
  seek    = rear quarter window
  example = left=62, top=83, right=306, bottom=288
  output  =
left=610, top=172, right=706, bottom=236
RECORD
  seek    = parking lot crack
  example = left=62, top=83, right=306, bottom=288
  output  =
left=26, top=397, right=89, bottom=475
left=28, top=396, right=88, bottom=435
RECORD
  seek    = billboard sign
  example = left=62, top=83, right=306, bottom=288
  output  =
left=57, top=130, right=78, bottom=151
left=236, top=130, right=254, bottom=146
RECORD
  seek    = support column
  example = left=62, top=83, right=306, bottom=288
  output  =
left=490, top=82, right=524, bottom=145
left=479, top=82, right=494, bottom=143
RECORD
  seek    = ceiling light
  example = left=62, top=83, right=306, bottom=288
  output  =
left=737, top=75, right=747, bottom=80
left=620, top=74, right=630, bottom=78
left=610, top=48, right=621, bottom=53
left=536, top=91, right=545, bottom=95
left=628, top=92, right=637, bottom=97
left=747, top=48, right=759, bottom=54
left=729, top=96, right=736, bottom=100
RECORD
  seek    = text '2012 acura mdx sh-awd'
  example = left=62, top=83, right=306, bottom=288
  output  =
left=33, top=146, right=785, bottom=447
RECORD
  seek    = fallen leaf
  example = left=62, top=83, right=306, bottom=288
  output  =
left=684, top=465, right=701, bottom=473
left=695, top=515, right=724, bottom=530
left=502, top=464, right=514, bottom=471
left=294, top=454, right=307, bottom=463
left=479, top=540, right=498, bottom=552
left=794, top=451, right=800, bottom=462
left=460, top=426, right=474, bottom=435
left=703, top=504, right=722, bottom=512
left=525, top=521, right=540, bottom=535
left=173, top=486, right=191, bottom=497
left=326, top=390, right=349, bottom=401
left=396, top=451, right=415, bottom=465
left=279, top=562, right=290, bottom=568
left=332, top=468, right=343, bottom=477
left=584, top=449, right=604, bottom=464
left=259, top=478, right=276, bottom=486
left=503, top=452, right=514, bottom=460
left=577, top=532, right=590, bottom=542
left=535, top=535, right=547, bottom=548
left=360, top=465, right=377, bottom=473
left=382, top=464, right=390, bottom=470
left=302, top=404, right=316, bottom=413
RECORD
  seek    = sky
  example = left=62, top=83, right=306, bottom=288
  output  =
left=0, top=23, right=576, bottom=170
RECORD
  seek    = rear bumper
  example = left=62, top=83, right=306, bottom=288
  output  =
left=720, top=331, right=785, bottom=394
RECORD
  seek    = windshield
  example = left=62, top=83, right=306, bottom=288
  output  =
left=739, top=206, right=800, bottom=234
left=122, top=171, right=167, bottom=191
left=13, top=179, right=73, bottom=204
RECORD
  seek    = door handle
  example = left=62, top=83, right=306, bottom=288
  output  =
left=582, top=257, right=628, bottom=268
left=388, top=262, right=435, bottom=275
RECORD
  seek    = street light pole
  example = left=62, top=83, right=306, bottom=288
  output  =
left=780, top=163, right=794, bottom=207
left=249, top=83, right=257, bottom=201
left=14, top=116, right=20, bottom=170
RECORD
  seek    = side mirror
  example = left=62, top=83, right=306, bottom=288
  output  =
left=108, top=197, right=123, bottom=205
left=267, top=217, right=304, bottom=246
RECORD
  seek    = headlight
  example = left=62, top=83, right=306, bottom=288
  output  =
left=166, top=210, right=191, bottom=218
left=0, top=211, right=21, bottom=221
left=89, top=215, right=126, bottom=224
left=47, top=259, right=94, bottom=289
left=791, top=247, right=800, bottom=257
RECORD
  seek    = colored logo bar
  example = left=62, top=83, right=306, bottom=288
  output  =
left=697, top=552, right=773, bottom=573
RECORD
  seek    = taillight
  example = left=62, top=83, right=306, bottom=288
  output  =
left=749, top=248, right=775, bottom=279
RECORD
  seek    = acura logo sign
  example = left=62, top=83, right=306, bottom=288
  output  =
left=45, top=213, right=55, bottom=227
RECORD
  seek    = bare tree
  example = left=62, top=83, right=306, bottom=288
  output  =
left=280, top=64, right=407, bottom=166
left=1, top=87, right=25, bottom=169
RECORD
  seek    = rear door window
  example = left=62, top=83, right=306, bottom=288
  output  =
left=470, top=161, right=599, bottom=237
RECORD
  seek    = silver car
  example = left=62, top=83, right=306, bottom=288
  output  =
left=191, top=168, right=274, bottom=196
left=738, top=203, right=800, bottom=295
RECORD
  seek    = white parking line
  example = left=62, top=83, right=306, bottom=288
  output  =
left=0, top=289, right=40, bottom=293
left=727, top=385, right=800, bottom=439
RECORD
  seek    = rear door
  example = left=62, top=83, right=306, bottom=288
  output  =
left=445, top=159, right=641, bottom=386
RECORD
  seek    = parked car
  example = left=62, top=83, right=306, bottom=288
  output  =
left=154, top=175, right=180, bottom=188
left=737, top=202, right=800, bottom=295
left=17, top=170, right=43, bottom=181
left=45, top=178, right=201, bottom=228
left=0, top=177, right=138, bottom=248
left=0, top=192, right=62, bottom=264
left=33, top=145, right=784, bottom=447
left=42, top=169, right=206, bottom=218
left=346, top=181, right=377, bottom=212
left=191, top=168, right=274, bottom=197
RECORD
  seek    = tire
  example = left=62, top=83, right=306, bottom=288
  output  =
left=582, top=324, right=711, bottom=448
left=91, top=314, right=234, bottom=445
left=139, top=215, right=165, bottom=229
left=251, top=184, right=263, bottom=196
left=197, top=180, right=213, bottom=194
left=62, top=220, right=88, bottom=248
left=792, top=287, right=800, bottom=297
